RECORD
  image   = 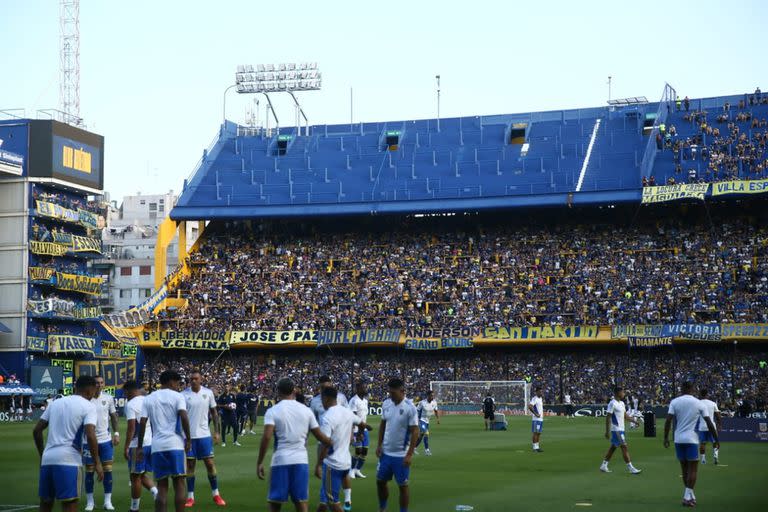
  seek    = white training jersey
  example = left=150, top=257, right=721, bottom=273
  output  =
left=607, top=398, right=626, bottom=432
left=697, top=399, right=720, bottom=432
left=668, top=394, right=708, bottom=444
left=125, top=395, right=152, bottom=448
left=530, top=396, right=544, bottom=421
left=348, top=395, right=368, bottom=433
left=263, top=399, right=319, bottom=467
left=319, top=404, right=361, bottom=471
left=40, top=394, right=97, bottom=467
left=182, top=386, right=217, bottom=439
left=632, top=397, right=639, bottom=410
left=417, top=399, right=438, bottom=424
left=91, top=392, right=117, bottom=443
left=564, top=394, right=572, bottom=405
left=381, top=398, right=418, bottom=457
left=309, top=391, right=348, bottom=425
left=141, top=388, right=186, bottom=452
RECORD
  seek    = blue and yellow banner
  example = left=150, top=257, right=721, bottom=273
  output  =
left=48, top=334, right=96, bottom=354
left=317, top=329, right=401, bottom=346
left=143, top=331, right=230, bottom=351
left=721, top=324, right=768, bottom=339
left=483, top=325, right=599, bottom=340
left=71, top=235, right=101, bottom=253
left=75, top=360, right=137, bottom=390
left=405, top=337, right=474, bottom=350
left=230, top=330, right=316, bottom=345
left=36, top=200, right=100, bottom=230
left=55, top=271, right=103, bottom=295
left=641, top=183, right=709, bottom=204
left=27, top=336, right=49, bottom=352
left=28, top=267, right=56, bottom=283
left=95, top=340, right=124, bottom=359
left=711, top=178, right=768, bottom=196
left=627, top=336, right=673, bottom=348
left=612, top=324, right=721, bottom=341
left=29, top=241, right=69, bottom=256
left=78, top=209, right=99, bottom=229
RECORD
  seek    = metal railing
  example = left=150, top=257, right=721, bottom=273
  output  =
left=639, top=83, right=677, bottom=178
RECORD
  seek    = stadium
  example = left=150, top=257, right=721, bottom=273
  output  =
left=1, top=2, right=768, bottom=512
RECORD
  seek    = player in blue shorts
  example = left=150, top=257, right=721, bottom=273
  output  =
left=123, top=380, right=159, bottom=512
left=664, top=381, right=719, bottom=507
left=528, top=387, right=544, bottom=452
left=182, top=369, right=226, bottom=507
left=696, top=389, right=721, bottom=464
left=138, top=370, right=192, bottom=512
left=376, top=378, right=419, bottom=512
left=83, top=375, right=120, bottom=511
left=416, top=391, right=440, bottom=456
left=348, top=382, right=372, bottom=479
left=257, top=378, right=331, bottom=512
left=599, top=387, right=641, bottom=474
left=33, top=375, right=103, bottom=512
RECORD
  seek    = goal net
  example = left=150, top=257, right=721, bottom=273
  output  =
left=429, top=380, right=531, bottom=416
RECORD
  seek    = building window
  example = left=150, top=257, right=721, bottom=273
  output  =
left=120, top=267, right=132, bottom=276
left=139, top=265, right=151, bottom=276
left=159, top=204, right=165, bottom=212
left=149, top=203, right=157, bottom=211
left=140, top=200, right=145, bottom=205
left=141, top=289, right=152, bottom=298
left=119, top=289, right=131, bottom=298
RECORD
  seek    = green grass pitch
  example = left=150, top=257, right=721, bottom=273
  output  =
left=1, top=415, right=765, bottom=511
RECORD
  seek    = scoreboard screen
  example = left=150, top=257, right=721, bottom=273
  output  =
left=28, top=120, right=104, bottom=190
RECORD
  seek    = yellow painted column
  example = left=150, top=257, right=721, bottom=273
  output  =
left=178, top=221, right=187, bottom=265
left=154, top=217, right=178, bottom=290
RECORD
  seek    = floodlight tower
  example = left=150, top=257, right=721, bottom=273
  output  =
left=60, top=0, right=82, bottom=126
left=235, top=63, right=321, bottom=136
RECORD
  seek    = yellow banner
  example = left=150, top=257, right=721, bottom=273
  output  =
left=71, top=235, right=102, bottom=253
left=55, top=271, right=103, bottom=295
left=143, top=331, right=230, bottom=350
left=481, top=325, right=600, bottom=340
left=75, top=360, right=137, bottom=389
left=230, top=330, right=317, bottom=345
left=78, top=209, right=99, bottom=229
left=73, top=306, right=102, bottom=319
left=711, top=179, right=768, bottom=196
left=101, top=322, right=141, bottom=344
left=641, top=183, right=709, bottom=204
left=36, top=200, right=78, bottom=221
left=49, top=335, right=95, bottom=354
left=29, top=267, right=56, bottom=281
left=30, top=241, right=69, bottom=256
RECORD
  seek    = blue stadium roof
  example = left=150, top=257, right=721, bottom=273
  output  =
left=171, top=92, right=754, bottom=220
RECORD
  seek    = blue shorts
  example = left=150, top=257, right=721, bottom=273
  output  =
left=698, top=431, right=715, bottom=443
left=39, top=465, right=82, bottom=502
left=353, top=430, right=370, bottom=448
left=268, top=464, right=309, bottom=503
left=376, top=453, right=410, bottom=486
left=675, top=443, right=700, bottom=462
left=419, top=420, right=429, bottom=434
left=187, top=437, right=215, bottom=460
left=83, top=441, right=114, bottom=466
left=611, top=431, right=626, bottom=447
left=152, top=450, right=186, bottom=480
left=532, top=420, right=543, bottom=433
left=128, top=446, right=153, bottom=474
left=319, top=463, right=348, bottom=505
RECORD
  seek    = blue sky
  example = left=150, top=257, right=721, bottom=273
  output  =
left=2, top=0, right=767, bottom=201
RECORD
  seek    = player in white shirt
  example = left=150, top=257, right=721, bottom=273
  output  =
left=137, top=370, right=192, bottom=512
left=696, top=389, right=722, bottom=464
left=257, top=378, right=331, bottom=512
left=416, top=390, right=440, bottom=456
left=316, top=387, right=369, bottom=512
left=599, top=387, right=642, bottom=474
left=664, top=381, right=719, bottom=507
left=182, top=369, right=226, bottom=507
left=309, top=375, right=352, bottom=510
left=123, top=380, right=158, bottom=512
left=528, top=387, right=545, bottom=452
left=376, top=378, right=419, bottom=512
left=348, top=381, right=372, bottom=479
left=564, top=390, right=574, bottom=418
left=33, top=375, right=102, bottom=512
left=83, top=375, right=120, bottom=511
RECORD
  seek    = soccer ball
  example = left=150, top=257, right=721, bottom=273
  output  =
left=228, top=402, right=237, bottom=410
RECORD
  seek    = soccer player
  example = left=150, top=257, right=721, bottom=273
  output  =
left=564, top=389, right=574, bottom=419
left=309, top=376, right=351, bottom=510
left=416, top=390, right=440, bottom=455
left=218, top=385, right=240, bottom=447
left=257, top=378, right=331, bottom=512
left=33, top=375, right=102, bottom=512
left=376, top=378, right=419, bottom=512
left=316, top=386, right=368, bottom=512
left=348, top=382, right=371, bottom=479
left=482, top=392, right=495, bottom=430
left=236, top=384, right=250, bottom=435
left=528, top=387, right=544, bottom=452
left=246, top=386, right=260, bottom=434
left=664, top=381, right=719, bottom=507
left=599, top=386, right=642, bottom=474
left=697, top=389, right=722, bottom=464
left=137, top=370, right=192, bottom=512
left=182, top=370, right=226, bottom=507
left=124, top=379, right=159, bottom=512
left=84, top=375, right=120, bottom=511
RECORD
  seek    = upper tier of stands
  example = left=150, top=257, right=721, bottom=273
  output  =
left=173, top=92, right=761, bottom=219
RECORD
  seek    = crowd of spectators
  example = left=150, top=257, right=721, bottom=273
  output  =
left=649, top=88, right=768, bottom=185
left=31, top=186, right=106, bottom=216
left=145, top=347, right=768, bottom=413
left=160, top=216, right=768, bottom=331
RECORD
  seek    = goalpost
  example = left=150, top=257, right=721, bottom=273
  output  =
left=429, top=380, right=531, bottom=417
